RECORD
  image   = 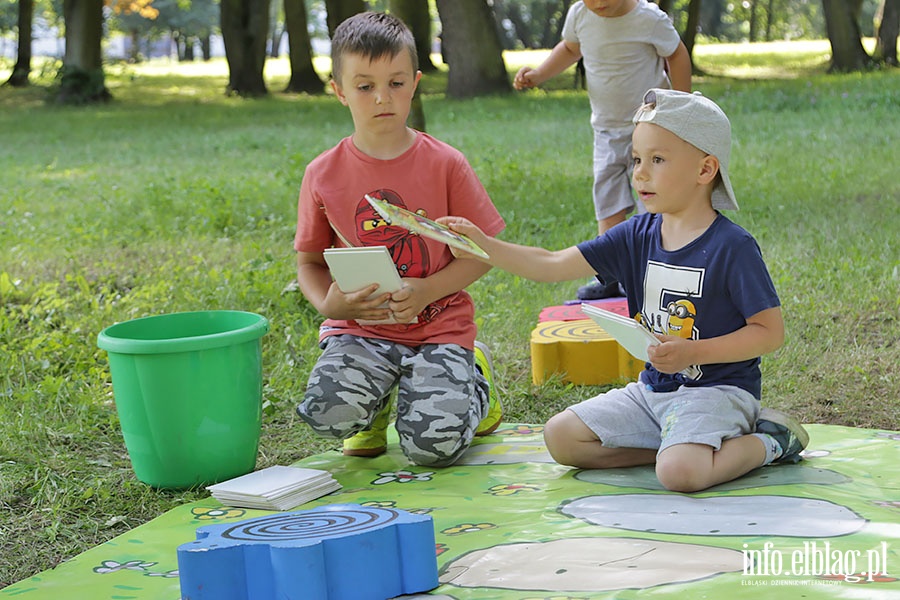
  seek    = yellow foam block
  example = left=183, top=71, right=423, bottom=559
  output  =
left=530, top=319, right=644, bottom=385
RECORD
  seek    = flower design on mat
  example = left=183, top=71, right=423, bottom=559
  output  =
left=435, top=542, right=449, bottom=556
left=406, top=506, right=436, bottom=515
left=93, top=560, right=157, bottom=575
left=361, top=500, right=397, bottom=508
left=372, top=470, right=434, bottom=485
left=191, top=507, right=246, bottom=521
left=93, top=560, right=179, bottom=578
left=441, top=522, right=496, bottom=536
left=496, top=424, right=544, bottom=436
left=145, top=569, right=180, bottom=578
left=487, top=483, right=541, bottom=496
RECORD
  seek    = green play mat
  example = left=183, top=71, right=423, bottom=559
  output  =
left=3, top=423, right=898, bottom=599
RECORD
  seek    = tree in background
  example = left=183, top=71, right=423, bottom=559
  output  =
left=492, top=0, right=572, bottom=50
left=110, top=0, right=218, bottom=62
left=435, top=0, right=510, bottom=98
left=389, top=0, right=436, bottom=72
left=822, top=0, right=872, bottom=70
left=284, top=0, right=326, bottom=93
left=874, top=0, right=899, bottom=64
left=324, top=0, right=363, bottom=36
left=4, top=0, right=33, bottom=86
left=221, top=0, right=271, bottom=96
left=387, top=0, right=432, bottom=131
left=58, top=0, right=109, bottom=102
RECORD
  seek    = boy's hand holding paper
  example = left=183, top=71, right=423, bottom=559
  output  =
left=323, top=246, right=416, bottom=325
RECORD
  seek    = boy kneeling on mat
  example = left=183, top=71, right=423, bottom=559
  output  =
left=440, top=89, right=808, bottom=492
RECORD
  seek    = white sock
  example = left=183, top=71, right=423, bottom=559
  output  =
left=753, top=432, right=784, bottom=465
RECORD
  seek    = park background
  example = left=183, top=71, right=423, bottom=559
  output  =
left=2, top=0, right=899, bottom=591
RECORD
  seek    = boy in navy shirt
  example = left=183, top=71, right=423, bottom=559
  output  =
left=441, top=89, right=807, bottom=492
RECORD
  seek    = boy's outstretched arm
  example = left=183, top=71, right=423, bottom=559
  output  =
left=514, top=40, right=581, bottom=90
left=648, top=307, right=785, bottom=375
left=438, top=216, right=596, bottom=283
left=665, top=41, right=692, bottom=93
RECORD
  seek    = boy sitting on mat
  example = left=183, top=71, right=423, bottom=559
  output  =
left=440, top=89, right=808, bottom=492
left=292, top=12, right=504, bottom=466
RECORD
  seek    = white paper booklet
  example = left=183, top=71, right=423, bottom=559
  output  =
left=207, top=465, right=341, bottom=511
left=580, top=303, right=659, bottom=362
left=322, top=246, right=414, bottom=324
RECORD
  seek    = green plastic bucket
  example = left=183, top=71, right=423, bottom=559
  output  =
left=97, top=310, right=269, bottom=489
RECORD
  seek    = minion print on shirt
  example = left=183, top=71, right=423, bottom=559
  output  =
left=641, top=260, right=703, bottom=380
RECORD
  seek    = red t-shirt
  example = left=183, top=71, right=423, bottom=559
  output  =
left=294, top=132, right=505, bottom=349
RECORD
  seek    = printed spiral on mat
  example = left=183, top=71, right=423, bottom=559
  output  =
left=221, top=507, right=401, bottom=541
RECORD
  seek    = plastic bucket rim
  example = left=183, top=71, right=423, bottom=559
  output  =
left=97, top=310, right=269, bottom=355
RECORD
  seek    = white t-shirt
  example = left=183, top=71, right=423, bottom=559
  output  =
left=563, top=0, right=682, bottom=129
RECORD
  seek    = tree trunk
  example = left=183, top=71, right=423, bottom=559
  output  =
left=221, top=0, right=271, bottom=96
left=765, top=0, right=776, bottom=41
left=749, top=0, right=759, bottom=41
left=284, top=0, right=326, bottom=93
left=542, top=0, right=573, bottom=48
left=58, top=0, right=110, bottom=103
left=185, top=38, right=196, bottom=61
left=325, top=0, right=366, bottom=37
left=703, top=0, right=724, bottom=38
left=201, top=36, right=212, bottom=60
left=683, top=0, right=702, bottom=64
left=874, top=0, right=900, bottom=65
left=435, top=0, right=511, bottom=98
left=5, top=0, right=33, bottom=86
left=129, top=29, right=141, bottom=63
left=822, top=0, right=871, bottom=72
left=498, top=0, right=536, bottom=49
left=389, top=0, right=437, bottom=71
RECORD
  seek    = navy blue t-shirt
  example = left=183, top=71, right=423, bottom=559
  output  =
left=577, top=212, right=780, bottom=399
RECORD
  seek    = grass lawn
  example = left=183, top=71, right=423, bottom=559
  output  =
left=1, top=42, right=899, bottom=587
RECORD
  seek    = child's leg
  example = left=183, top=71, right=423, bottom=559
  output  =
left=544, top=410, right=657, bottom=468
left=652, top=385, right=762, bottom=492
left=296, top=335, right=398, bottom=440
left=591, top=126, right=637, bottom=227
left=578, top=126, right=634, bottom=299
left=394, top=343, right=485, bottom=467
left=655, top=437, right=766, bottom=493
left=544, top=382, right=661, bottom=468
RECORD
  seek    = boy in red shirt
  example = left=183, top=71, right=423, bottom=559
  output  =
left=293, top=12, right=504, bottom=466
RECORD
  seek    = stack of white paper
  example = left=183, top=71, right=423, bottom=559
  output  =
left=206, top=466, right=342, bottom=511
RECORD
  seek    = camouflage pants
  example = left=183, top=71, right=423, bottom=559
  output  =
left=297, top=335, right=490, bottom=467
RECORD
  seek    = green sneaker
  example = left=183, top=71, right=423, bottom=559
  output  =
left=342, top=394, right=393, bottom=458
left=474, top=341, right=502, bottom=436
left=756, top=407, right=809, bottom=464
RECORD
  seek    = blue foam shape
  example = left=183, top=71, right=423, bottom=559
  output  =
left=177, top=503, right=438, bottom=600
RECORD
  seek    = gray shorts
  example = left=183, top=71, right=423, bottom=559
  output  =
left=568, top=381, right=760, bottom=454
left=592, top=125, right=645, bottom=221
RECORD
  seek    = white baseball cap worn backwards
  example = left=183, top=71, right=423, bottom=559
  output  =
left=633, top=88, right=739, bottom=211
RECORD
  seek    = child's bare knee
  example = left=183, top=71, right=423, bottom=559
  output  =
left=543, top=412, right=581, bottom=466
left=655, top=458, right=708, bottom=493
